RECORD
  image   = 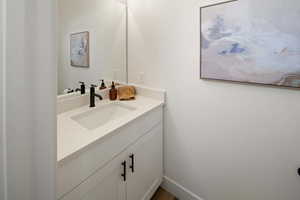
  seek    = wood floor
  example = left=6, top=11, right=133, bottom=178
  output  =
left=151, top=188, right=177, bottom=200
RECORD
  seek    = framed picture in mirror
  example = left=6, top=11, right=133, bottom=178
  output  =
left=70, top=31, right=90, bottom=67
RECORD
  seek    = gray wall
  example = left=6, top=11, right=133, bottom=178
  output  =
left=128, top=0, right=300, bottom=199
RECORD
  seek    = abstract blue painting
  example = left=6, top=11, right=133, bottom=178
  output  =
left=70, top=31, right=89, bottom=67
left=200, top=0, right=300, bottom=88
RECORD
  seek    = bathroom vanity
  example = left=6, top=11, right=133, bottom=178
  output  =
left=56, top=1, right=165, bottom=199
left=57, top=86, right=165, bottom=200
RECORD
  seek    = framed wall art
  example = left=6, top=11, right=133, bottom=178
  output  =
left=70, top=31, right=90, bottom=67
left=200, top=0, right=300, bottom=88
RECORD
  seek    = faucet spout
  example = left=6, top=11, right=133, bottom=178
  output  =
left=95, top=93, right=103, bottom=101
left=90, top=85, right=103, bottom=107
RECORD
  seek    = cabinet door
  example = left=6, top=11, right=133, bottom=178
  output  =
left=60, top=152, right=127, bottom=200
left=126, top=123, right=163, bottom=200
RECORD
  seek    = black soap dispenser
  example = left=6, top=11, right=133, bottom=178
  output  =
left=99, top=80, right=107, bottom=90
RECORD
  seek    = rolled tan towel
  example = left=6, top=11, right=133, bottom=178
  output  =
left=118, top=86, right=136, bottom=101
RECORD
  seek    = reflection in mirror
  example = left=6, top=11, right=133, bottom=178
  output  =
left=57, top=0, right=127, bottom=95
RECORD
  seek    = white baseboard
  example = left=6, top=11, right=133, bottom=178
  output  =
left=161, top=176, right=204, bottom=200
left=144, top=177, right=163, bottom=200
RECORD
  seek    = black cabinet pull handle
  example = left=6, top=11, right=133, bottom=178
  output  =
left=121, top=161, right=127, bottom=181
left=129, top=154, right=135, bottom=173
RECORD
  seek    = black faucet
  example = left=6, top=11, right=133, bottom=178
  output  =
left=75, top=81, right=86, bottom=94
left=90, top=85, right=103, bottom=107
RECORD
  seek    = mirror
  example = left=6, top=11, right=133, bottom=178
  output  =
left=57, top=0, right=128, bottom=95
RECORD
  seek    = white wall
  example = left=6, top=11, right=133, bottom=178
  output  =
left=33, top=1, right=57, bottom=199
left=6, top=0, right=34, bottom=198
left=58, top=0, right=127, bottom=94
left=0, top=0, right=6, bottom=199
left=128, top=0, right=300, bottom=200
left=3, top=0, right=56, bottom=199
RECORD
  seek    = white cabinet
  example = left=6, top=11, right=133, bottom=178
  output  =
left=57, top=107, right=163, bottom=199
left=61, top=150, right=127, bottom=200
left=60, top=122, right=163, bottom=200
left=127, top=124, right=163, bottom=200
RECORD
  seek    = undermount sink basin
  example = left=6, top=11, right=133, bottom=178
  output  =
left=71, top=102, right=136, bottom=130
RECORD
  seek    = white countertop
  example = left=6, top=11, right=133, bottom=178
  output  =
left=57, top=95, right=164, bottom=162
